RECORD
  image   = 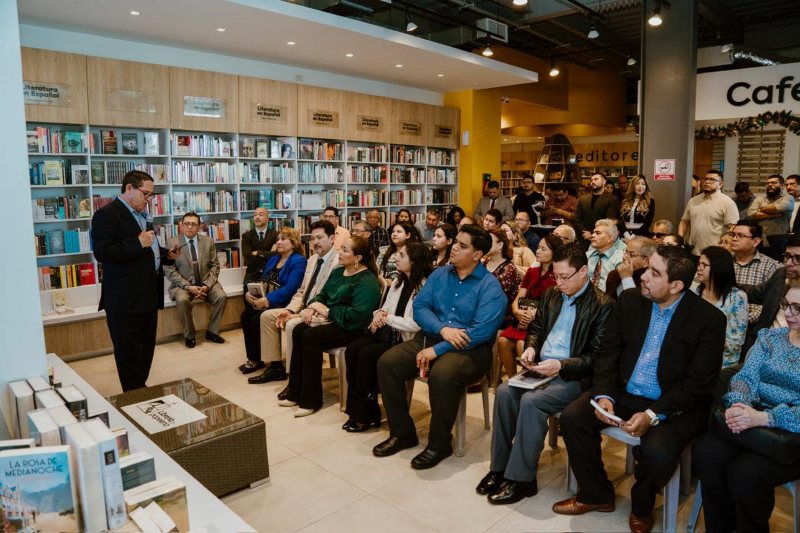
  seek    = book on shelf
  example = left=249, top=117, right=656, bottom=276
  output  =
left=63, top=131, right=85, bottom=154
left=102, top=129, right=118, bottom=154
left=47, top=404, right=78, bottom=443
left=8, top=380, right=35, bottom=439
left=123, top=477, right=189, bottom=533
left=27, top=409, right=61, bottom=446
left=35, top=388, right=65, bottom=410
left=84, top=419, right=128, bottom=530
left=44, top=160, right=64, bottom=185
left=0, top=438, right=35, bottom=452
left=279, top=138, right=295, bottom=158
left=27, top=375, right=50, bottom=392
left=27, top=130, right=38, bottom=152
left=143, top=132, right=160, bottom=155
left=253, top=139, right=266, bottom=159
left=241, top=138, right=255, bottom=158
left=112, top=427, right=130, bottom=458
left=0, top=445, right=80, bottom=533
left=119, top=452, right=156, bottom=491
left=91, top=161, right=105, bottom=184
left=71, top=164, right=89, bottom=184
left=121, top=132, right=139, bottom=155
left=57, top=385, right=88, bottom=421
left=63, top=423, right=107, bottom=533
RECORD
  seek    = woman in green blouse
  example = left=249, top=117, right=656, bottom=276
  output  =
left=280, top=236, right=382, bottom=417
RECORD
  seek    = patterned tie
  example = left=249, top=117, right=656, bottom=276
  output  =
left=591, top=256, right=603, bottom=287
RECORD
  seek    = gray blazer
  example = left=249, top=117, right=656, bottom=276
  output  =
left=165, top=234, right=220, bottom=298
left=286, top=250, right=341, bottom=313
left=474, top=196, right=514, bottom=221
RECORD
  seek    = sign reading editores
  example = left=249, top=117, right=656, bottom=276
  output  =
left=121, top=394, right=206, bottom=435
left=23, top=81, right=71, bottom=107
left=653, top=159, right=677, bottom=181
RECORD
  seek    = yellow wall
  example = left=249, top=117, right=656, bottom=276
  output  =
left=445, top=90, right=501, bottom=214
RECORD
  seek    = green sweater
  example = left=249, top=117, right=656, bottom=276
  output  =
left=311, top=268, right=381, bottom=330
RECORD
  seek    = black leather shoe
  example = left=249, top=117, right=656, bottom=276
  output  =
left=205, top=331, right=225, bottom=344
left=476, top=471, right=505, bottom=495
left=373, top=436, right=419, bottom=457
left=248, top=367, right=288, bottom=384
left=342, top=419, right=355, bottom=431
left=239, top=361, right=265, bottom=374
left=487, top=480, right=538, bottom=505
left=345, top=419, right=381, bottom=433
left=185, top=337, right=196, bottom=349
left=277, top=386, right=289, bottom=401
left=410, top=447, right=452, bottom=470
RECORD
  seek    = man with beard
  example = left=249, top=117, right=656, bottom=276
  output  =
left=542, top=183, right=578, bottom=226
left=747, top=174, right=794, bottom=249
left=678, top=170, right=738, bottom=255
left=574, top=173, right=620, bottom=242
left=511, top=174, right=545, bottom=222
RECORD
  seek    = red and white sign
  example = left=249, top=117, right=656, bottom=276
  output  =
left=654, top=159, right=676, bottom=181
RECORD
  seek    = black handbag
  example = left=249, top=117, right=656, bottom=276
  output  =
left=712, top=408, right=800, bottom=465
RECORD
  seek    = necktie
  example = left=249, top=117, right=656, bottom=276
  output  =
left=258, top=231, right=264, bottom=242
left=189, top=239, right=201, bottom=285
left=489, top=199, right=495, bottom=210
left=591, top=256, right=603, bottom=287
left=302, top=257, right=326, bottom=307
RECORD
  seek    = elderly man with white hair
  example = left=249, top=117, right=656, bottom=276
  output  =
left=586, top=219, right=626, bottom=291
left=552, top=224, right=576, bottom=245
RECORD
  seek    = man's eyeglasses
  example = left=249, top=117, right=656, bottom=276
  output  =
left=554, top=269, right=580, bottom=282
left=783, top=253, right=800, bottom=264
left=321, top=214, right=338, bottom=220
left=730, top=232, right=753, bottom=240
left=182, top=221, right=199, bottom=227
left=625, top=250, right=645, bottom=259
left=701, top=178, right=720, bottom=183
left=137, top=187, right=154, bottom=199
left=779, top=298, right=800, bottom=316
left=651, top=232, right=666, bottom=239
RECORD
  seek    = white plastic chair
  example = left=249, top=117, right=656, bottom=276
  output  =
left=325, top=347, right=347, bottom=412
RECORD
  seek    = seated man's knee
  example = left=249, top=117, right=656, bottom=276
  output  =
left=637, top=439, right=679, bottom=473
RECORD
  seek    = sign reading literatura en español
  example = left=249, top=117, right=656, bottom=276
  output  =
left=400, top=120, right=422, bottom=136
left=23, top=81, right=71, bottom=107
left=434, top=125, right=454, bottom=139
left=309, top=109, right=339, bottom=128
left=183, top=96, right=226, bottom=118
left=357, top=115, right=384, bottom=132
left=252, top=103, right=288, bottom=123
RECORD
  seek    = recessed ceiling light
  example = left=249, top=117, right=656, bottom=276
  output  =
left=512, top=0, right=528, bottom=5
left=437, top=74, right=445, bottom=77
left=395, top=64, right=403, bottom=68
left=287, top=41, right=296, bottom=46
left=345, top=53, right=354, bottom=58
left=129, top=10, right=140, bottom=15
left=216, top=27, right=226, bottom=32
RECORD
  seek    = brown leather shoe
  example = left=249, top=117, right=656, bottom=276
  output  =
left=628, top=512, right=654, bottom=533
left=552, top=497, right=615, bottom=515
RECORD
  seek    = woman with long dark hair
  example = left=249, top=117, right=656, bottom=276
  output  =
left=376, top=221, right=422, bottom=285
left=281, top=236, right=382, bottom=417
left=431, top=223, right=457, bottom=269
left=483, top=227, right=521, bottom=328
left=620, top=175, right=656, bottom=239
left=445, top=206, right=466, bottom=226
left=343, top=242, right=432, bottom=432
left=695, top=245, right=748, bottom=367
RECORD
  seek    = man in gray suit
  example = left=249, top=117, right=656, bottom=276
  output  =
left=165, top=212, right=228, bottom=348
left=245, top=220, right=341, bottom=386
left=474, top=180, right=514, bottom=223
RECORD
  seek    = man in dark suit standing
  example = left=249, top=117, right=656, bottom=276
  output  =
left=552, top=245, right=725, bottom=533
left=91, top=171, right=178, bottom=391
left=573, top=173, right=620, bottom=242
left=241, top=207, right=277, bottom=278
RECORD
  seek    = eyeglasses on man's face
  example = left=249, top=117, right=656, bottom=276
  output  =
left=182, top=221, right=199, bottom=227
left=554, top=269, right=579, bottom=282
left=137, top=187, right=154, bottom=199
left=730, top=232, right=753, bottom=240
left=701, top=177, right=720, bottom=183
left=783, top=252, right=800, bottom=265
left=779, top=298, right=800, bottom=316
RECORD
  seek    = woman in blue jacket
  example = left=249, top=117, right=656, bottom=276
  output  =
left=239, top=227, right=307, bottom=373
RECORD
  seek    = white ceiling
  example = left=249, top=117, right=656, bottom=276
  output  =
left=17, top=0, right=538, bottom=93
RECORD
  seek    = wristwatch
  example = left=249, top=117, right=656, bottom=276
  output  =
left=645, top=409, right=660, bottom=427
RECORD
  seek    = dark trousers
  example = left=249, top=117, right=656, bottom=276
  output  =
left=377, top=335, right=491, bottom=451
left=287, top=322, right=363, bottom=410
left=560, top=391, right=707, bottom=516
left=106, top=311, right=158, bottom=392
left=240, top=304, right=265, bottom=362
left=694, top=418, right=800, bottom=533
left=344, top=336, right=392, bottom=423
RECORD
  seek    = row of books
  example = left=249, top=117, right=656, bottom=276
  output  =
left=348, top=145, right=388, bottom=163
left=32, top=195, right=91, bottom=221
left=170, top=134, right=238, bottom=158
left=427, top=188, right=458, bottom=204
left=240, top=189, right=294, bottom=211
left=298, top=163, right=344, bottom=183
left=298, top=190, right=346, bottom=210
left=37, top=263, right=96, bottom=290
left=345, top=189, right=389, bottom=208
left=239, top=162, right=295, bottom=183
left=34, top=229, right=91, bottom=256
left=27, top=127, right=88, bottom=154
left=153, top=222, right=178, bottom=248
left=96, top=161, right=168, bottom=184
left=29, top=159, right=80, bottom=186
left=172, top=191, right=237, bottom=215
left=96, top=130, right=160, bottom=156
left=170, top=161, right=238, bottom=184
left=392, top=145, right=426, bottom=165
left=427, top=167, right=457, bottom=184
left=428, top=149, right=458, bottom=166
left=348, top=165, right=387, bottom=184
left=203, top=219, right=241, bottom=242
left=240, top=137, right=295, bottom=159
left=217, top=248, right=241, bottom=269
left=390, top=167, right=425, bottom=183
left=89, top=194, right=171, bottom=216
left=298, top=139, right=343, bottom=161
left=389, top=189, right=425, bottom=205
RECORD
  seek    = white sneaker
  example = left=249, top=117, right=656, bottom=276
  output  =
left=294, top=408, right=315, bottom=417
left=278, top=399, right=298, bottom=407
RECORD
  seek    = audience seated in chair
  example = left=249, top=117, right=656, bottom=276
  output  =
left=604, top=236, right=656, bottom=301
left=376, top=221, right=422, bottom=287
left=483, top=228, right=521, bottom=329
left=430, top=223, right=456, bottom=269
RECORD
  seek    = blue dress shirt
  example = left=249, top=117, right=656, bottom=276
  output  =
left=118, top=195, right=159, bottom=270
left=540, top=280, right=591, bottom=360
left=413, top=263, right=506, bottom=356
left=625, top=293, right=685, bottom=400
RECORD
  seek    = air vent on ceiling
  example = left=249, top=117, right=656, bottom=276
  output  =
left=476, top=18, right=509, bottom=43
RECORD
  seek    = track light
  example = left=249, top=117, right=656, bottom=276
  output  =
left=627, top=56, right=637, bottom=66
left=406, top=20, right=417, bottom=32
left=721, top=43, right=733, bottom=53
left=482, top=45, right=494, bottom=57
left=648, top=5, right=663, bottom=27
left=549, top=60, right=559, bottom=77
left=587, top=25, right=599, bottom=39
left=512, top=0, right=528, bottom=5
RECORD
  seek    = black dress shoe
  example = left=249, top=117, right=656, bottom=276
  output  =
left=487, top=480, right=538, bottom=505
left=410, top=447, right=452, bottom=470
left=248, top=367, right=288, bottom=384
left=476, top=471, right=505, bottom=495
left=342, top=419, right=355, bottom=431
left=277, top=386, right=289, bottom=401
left=345, top=419, right=381, bottom=433
left=205, top=331, right=225, bottom=344
left=185, top=337, right=196, bottom=349
left=239, top=361, right=265, bottom=374
left=372, top=436, right=419, bottom=457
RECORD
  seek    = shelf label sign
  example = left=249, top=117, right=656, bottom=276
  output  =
left=252, top=103, right=288, bottom=123
left=399, top=120, right=422, bottom=136
left=434, top=125, right=454, bottom=139
left=654, top=159, right=677, bottom=181
left=309, top=109, right=339, bottom=128
left=357, top=114, right=383, bottom=132
left=183, top=96, right=226, bottom=118
left=23, top=81, right=71, bottom=107
left=105, top=89, right=158, bottom=114
left=121, top=394, right=206, bottom=434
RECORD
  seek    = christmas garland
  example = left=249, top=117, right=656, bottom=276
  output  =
left=695, top=110, right=800, bottom=139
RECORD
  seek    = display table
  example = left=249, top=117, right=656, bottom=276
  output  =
left=48, top=355, right=256, bottom=532
left=109, top=378, right=269, bottom=498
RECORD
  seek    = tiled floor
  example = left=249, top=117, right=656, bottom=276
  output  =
left=70, top=329, right=795, bottom=532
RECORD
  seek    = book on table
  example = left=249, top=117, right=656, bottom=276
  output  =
left=63, top=423, right=107, bottom=532
left=8, top=380, right=35, bottom=438
left=28, top=409, right=61, bottom=446
left=57, top=384, right=88, bottom=421
left=119, top=452, right=157, bottom=491
left=508, top=368, right=556, bottom=390
left=47, top=404, right=77, bottom=443
left=0, top=439, right=35, bottom=452
left=84, top=419, right=128, bottom=529
left=124, top=476, right=189, bottom=532
left=35, top=388, right=64, bottom=410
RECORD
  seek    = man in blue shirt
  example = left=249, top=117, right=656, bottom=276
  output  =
left=477, top=244, right=616, bottom=505
left=553, top=245, right=726, bottom=533
left=375, top=225, right=505, bottom=469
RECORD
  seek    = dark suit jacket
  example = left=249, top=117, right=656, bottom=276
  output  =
left=591, top=289, right=726, bottom=421
left=604, top=267, right=646, bottom=301
left=241, top=228, right=278, bottom=277
left=91, top=198, right=172, bottom=314
left=574, top=192, right=620, bottom=235
left=741, top=266, right=786, bottom=354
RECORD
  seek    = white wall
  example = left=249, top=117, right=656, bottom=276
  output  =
left=0, top=3, right=47, bottom=429
left=19, top=24, right=444, bottom=106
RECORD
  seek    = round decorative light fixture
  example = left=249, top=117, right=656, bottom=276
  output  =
left=482, top=45, right=494, bottom=57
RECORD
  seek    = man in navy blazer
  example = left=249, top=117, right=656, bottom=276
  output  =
left=92, top=171, right=178, bottom=391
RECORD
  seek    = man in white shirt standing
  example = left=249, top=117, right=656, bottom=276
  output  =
left=678, top=169, right=739, bottom=255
